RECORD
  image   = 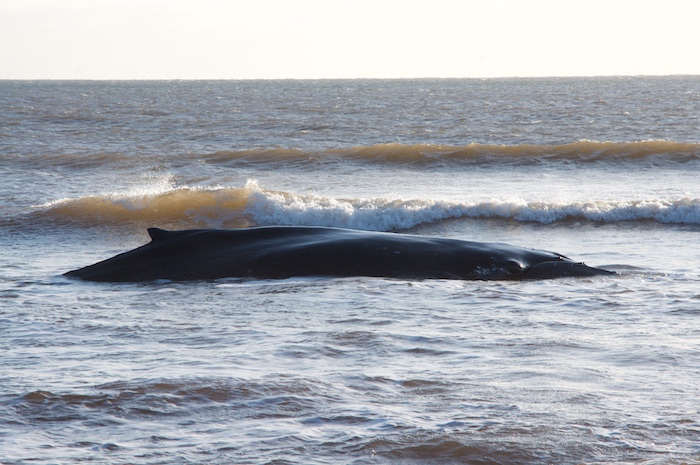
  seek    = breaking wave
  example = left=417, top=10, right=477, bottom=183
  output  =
left=26, top=180, right=700, bottom=231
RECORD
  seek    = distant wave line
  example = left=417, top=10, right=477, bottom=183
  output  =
left=5, top=140, right=699, bottom=167
left=201, top=140, right=700, bottom=165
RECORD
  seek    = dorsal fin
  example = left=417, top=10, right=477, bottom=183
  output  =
left=147, top=227, right=170, bottom=241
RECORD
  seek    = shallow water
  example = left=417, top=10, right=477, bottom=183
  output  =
left=2, top=77, right=700, bottom=464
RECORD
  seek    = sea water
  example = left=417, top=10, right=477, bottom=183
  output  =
left=1, top=77, right=700, bottom=464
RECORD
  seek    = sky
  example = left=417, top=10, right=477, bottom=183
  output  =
left=1, top=0, right=699, bottom=80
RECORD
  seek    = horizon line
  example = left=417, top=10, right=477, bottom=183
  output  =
left=2, top=73, right=699, bottom=82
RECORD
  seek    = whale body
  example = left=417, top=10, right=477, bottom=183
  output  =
left=64, top=226, right=613, bottom=282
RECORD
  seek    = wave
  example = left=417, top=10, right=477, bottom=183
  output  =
left=26, top=180, right=700, bottom=231
left=33, top=185, right=253, bottom=229
left=7, top=140, right=698, bottom=169
left=201, top=140, right=700, bottom=166
left=13, top=375, right=322, bottom=425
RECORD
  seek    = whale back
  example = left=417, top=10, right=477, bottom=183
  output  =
left=65, top=226, right=614, bottom=282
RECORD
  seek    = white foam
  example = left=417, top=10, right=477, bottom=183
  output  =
left=244, top=183, right=700, bottom=230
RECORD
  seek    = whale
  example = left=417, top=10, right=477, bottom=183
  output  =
left=64, top=226, right=613, bottom=282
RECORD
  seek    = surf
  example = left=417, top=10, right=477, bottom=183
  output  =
left=24, top=181, right=700, bottom=232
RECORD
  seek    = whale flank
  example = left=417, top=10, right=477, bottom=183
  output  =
left=64, top=226, right=614, bottom=282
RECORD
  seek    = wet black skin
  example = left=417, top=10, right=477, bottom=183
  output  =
left=64, top=226, right=614, bottom=282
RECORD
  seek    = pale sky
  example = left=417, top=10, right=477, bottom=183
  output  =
left=1, top=0, right=699, bottom=79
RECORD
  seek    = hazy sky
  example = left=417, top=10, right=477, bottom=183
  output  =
left=1, top=0, right=699, bottom=79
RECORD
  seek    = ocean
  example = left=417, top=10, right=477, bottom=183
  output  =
left=1, top=77, right=699, bottom=464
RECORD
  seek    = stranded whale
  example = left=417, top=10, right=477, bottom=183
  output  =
left=64, top=226, right=613, bottom=282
